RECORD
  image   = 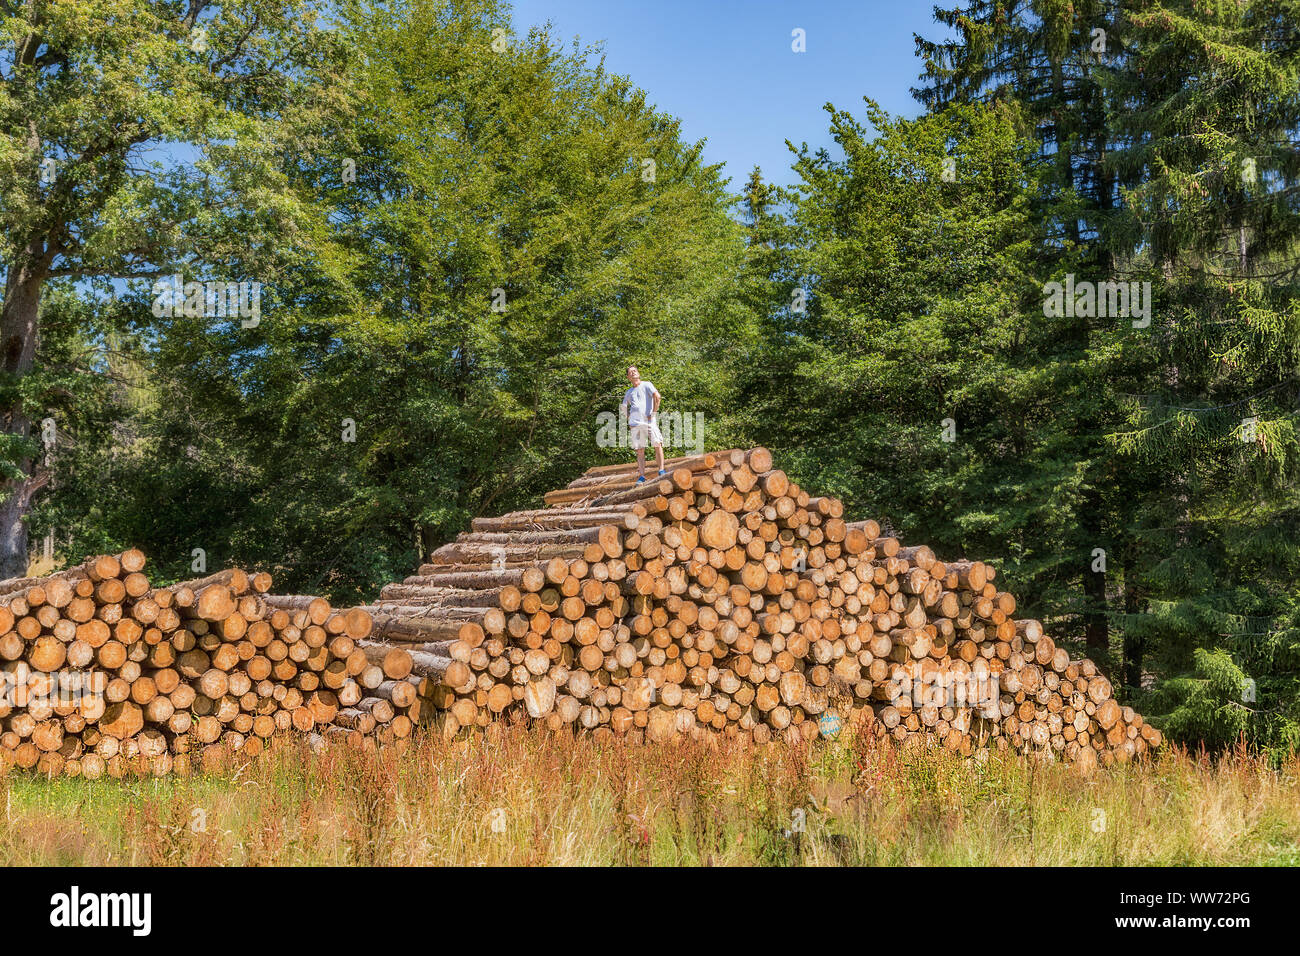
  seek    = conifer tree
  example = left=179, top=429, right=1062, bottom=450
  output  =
left=1103, top=0, right=1300, bottom=754
left=916, top=1, right=1133, bottom=658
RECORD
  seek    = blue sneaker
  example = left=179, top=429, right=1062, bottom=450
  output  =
left=658, top=469, right=667, bottom=477
left=637, top=475, right=646, bottom=484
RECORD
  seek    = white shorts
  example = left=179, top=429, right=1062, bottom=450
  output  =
left=629, top=419, right=663, bottom=450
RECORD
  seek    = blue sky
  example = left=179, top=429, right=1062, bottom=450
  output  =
left=509, top=0, right=953, bottom=189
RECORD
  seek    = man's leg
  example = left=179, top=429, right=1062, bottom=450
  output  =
left=632, top=422, right=652, bottom=479
left=654, top=442, right=665, bottom=474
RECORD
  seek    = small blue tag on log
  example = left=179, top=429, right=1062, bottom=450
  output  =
left=818, top=712, right=842, bottom=739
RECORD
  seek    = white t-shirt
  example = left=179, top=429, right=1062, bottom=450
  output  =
left=622, top=381, right=659, bottom=424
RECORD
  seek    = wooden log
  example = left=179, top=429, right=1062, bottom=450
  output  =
left=262, top=595, right=331, bottom=625
left=357, top=642, right=414, bottom=680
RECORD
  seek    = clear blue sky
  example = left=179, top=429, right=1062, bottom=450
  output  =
left=509, top=0, right=953, bottom=189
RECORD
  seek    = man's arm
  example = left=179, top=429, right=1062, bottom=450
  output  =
left=651, top=387, right=661, bottom=418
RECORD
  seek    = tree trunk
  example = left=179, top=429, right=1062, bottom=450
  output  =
left=1081, top=493, right=1108, bottom=658
left=1, top=257, right=47, bottom=579
left=1121, top=562, right=1143, bottom=690
left=0, top=491, right=36, bottom=580
left=1083, top=558, right=1108, bottom=658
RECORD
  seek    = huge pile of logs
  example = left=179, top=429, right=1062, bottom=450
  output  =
left=6, top=447, right=1159, bottom=776
left=0, top=551, right=419, bottom=778
left=362, top=447, right=1160, bottom=767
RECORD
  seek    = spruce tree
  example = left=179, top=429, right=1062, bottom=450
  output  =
left=1103, top=0, right=1300, bottom=755
left=916, top=0, right=1134, bottom=660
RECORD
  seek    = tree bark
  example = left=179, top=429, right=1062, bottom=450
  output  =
left=0, top=253, right=48, bottom=579
left=1121, top=560, right=1143, bottom=690
left=1082, top=496, right=1108, bottom=659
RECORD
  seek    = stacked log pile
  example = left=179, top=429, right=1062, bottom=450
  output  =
left=5, top=447, right=1159, bottom=775
left=0, top=551, right=409, bottom=777
left=363, top=447, right=1160, bottom=767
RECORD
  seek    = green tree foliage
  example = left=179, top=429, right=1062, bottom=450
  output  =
left=739, top=100, right=1110, bottom=626
left=37, top=0, right=754, bottom=600
left=1145, top=647, right=1300, bottom=757
left=917, top=1, right=1131, bottom=657
left=915, top=0, right=1121, bottom=245
left=0, top=0, right=345, bottom=576
left=1100, top=0, right=1300, bottom=755
left=906, top=0, right=1300, bottom=754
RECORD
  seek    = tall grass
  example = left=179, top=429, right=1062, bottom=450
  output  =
left=1, top=728, right=1296, bottom=865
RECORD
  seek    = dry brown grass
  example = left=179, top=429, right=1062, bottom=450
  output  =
left=1, top=727, right=1296, bottom=865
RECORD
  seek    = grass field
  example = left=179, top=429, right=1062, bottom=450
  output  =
left=2, top=728, right=1297, bottom=866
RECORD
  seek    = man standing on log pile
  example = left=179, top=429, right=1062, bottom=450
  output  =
left=621, top=365, right=665, bottom=482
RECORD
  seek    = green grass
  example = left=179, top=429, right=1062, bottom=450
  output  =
left=2, top=728, right=1297, bottom=865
